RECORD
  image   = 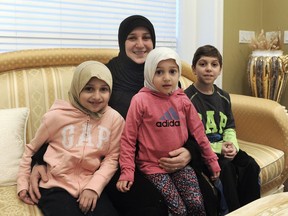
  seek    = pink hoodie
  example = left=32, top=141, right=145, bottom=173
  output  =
left=119, top=87, right=220, bottom=182
left=17, top=99, right=125, bottom=198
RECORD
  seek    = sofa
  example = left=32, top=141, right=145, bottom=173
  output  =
left=0, top=48, right=288, bottom=216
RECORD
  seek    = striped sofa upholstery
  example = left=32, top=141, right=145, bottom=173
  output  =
left=0, top=48, right=288, bottom=215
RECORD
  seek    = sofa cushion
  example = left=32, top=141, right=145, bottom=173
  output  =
left=0, top=107, right=29, bottom=186
left=180, top=74, right=193, bottom=89
left=239, top=139, right=285, bottom=190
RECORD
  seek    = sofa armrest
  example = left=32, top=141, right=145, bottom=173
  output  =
left=230, top=94, right=288, bottom=178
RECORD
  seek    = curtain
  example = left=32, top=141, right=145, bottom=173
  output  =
left=0, top=0, right=176, bottom=53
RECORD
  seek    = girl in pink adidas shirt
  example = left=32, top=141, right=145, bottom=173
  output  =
left=17, top=61, right=125, bottom=216
left=117, top=47, right=220, bottom=216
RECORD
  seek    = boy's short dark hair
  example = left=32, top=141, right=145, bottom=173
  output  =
left=192, top=45, right=222, bottom=68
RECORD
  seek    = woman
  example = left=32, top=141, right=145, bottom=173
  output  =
left=104, top=15, right=193, bottom=216
left=29, top=15, right=217, bottom=216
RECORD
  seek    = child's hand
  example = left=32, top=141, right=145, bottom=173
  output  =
left=116, top=180, right=133, bottom=192
left=77, top=189, right=98, bottom=214
left=221, top=142, right=237, bottom=160
left=18, top=189, right=35, bottom=205
left=210, top=171, right=220, bottom=181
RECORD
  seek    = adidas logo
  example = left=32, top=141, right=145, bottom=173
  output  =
left=156, top=120, right=180, bottom=127
left=156, top=107, right=180, bottom=127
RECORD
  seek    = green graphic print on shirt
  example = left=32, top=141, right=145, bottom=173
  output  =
left=184, top=84, right=239, bottom=154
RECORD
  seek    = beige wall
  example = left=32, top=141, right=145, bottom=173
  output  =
left=223, top=0, right=288, bottom=107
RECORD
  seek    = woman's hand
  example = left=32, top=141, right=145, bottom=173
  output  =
left=158, top=147, right=191, bottom=172
left=28, top=164, right=49, bottom=203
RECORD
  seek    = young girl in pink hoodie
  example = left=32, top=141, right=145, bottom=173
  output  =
left=17, top=61, right=125, bottom=216
left=117, top=47, right=220, bottom=216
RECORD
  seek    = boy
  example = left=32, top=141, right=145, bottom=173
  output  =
left=185, top=45, right=260, bottom=212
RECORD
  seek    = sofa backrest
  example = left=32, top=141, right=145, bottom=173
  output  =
left=0, top=48, right=195, bottom=143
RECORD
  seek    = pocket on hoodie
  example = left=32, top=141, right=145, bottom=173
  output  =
left=49, top=153, right=75, bottom=177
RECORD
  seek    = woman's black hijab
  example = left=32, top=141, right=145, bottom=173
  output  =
left=106, top=15, right=156, bottom=118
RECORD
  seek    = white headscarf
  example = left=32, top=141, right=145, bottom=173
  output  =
left=144, top=47, right=182, bottom=92
left=68, top=60, right=112, bottom=119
